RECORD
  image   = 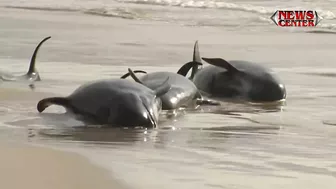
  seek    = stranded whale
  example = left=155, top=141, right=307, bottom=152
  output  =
left=120, top=67, right=220, bottom=110
left=37, top=74, right=171, bottom=128
left=177, top=41, right=286, bottom=102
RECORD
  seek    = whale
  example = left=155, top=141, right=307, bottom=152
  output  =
left=120, top=67, right=220, bottom=110
left=0, top=36, right=51, bottom=82
left=37, top=72, right=171, bottom=128
left=177, top=41, right=286, bottom=102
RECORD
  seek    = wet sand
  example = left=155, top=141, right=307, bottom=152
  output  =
left=0, top=141, right=128, bottom=189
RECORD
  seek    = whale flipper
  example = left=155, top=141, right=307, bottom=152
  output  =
left=26, top=36, right=51, bottom=81
left=194, top=91, right=221, bottom=106
left=202, top=58, right=239, bottom=74
left=120, top=70, right=147, bottom=79
left=177, top=61, right=202, bottom=76
left=37, top=97, right=69, bottom=112
left=196, top=98, right=221, bottom=106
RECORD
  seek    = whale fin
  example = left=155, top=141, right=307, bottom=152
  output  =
left=196, top=98, right=221, bottom=106
left=202, top=58, right=239, bottom=74
left=26, top=36, right=51, bottom=81
left=120, top=70, right=147, bottom=79
left=37, top=97, right=69, bottom=112
left=193, top=40, right=202, bottom=63
left=127, top=68, right=144, bottom=84
left=177, top=61, right=202, bottom=76
left=127, top=68, right=171, bottom=97
left=154, top=77, right=171, bottom=97
left=191, top=40, right=203, bottom=79
left=177, top=40, right=203, bottom=79
left=194, top=91, right=221, bottom=106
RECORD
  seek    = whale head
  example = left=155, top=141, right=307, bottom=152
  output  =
left=243, top=70, right=286, bottom=102
left=119, top=68, right=171, bottom=127
left=202, top=58, right=286, bottom=102
left=115, top=92, right=163, bottom=128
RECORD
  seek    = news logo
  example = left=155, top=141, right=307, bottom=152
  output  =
left=271, top=10, right=323, bottom=27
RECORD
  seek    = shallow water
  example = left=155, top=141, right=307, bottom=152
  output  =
left=1, top=0, right=336, bottom=188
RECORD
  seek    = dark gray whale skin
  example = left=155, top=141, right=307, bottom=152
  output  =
left=37, top=76, right=171, bottom=128
left=0, top=36, right=51, bottom=82
left=121, top=69, right=220, bottom=110
left=122, top=71, right=200, bottom=110
left=177, top=41, right=286, bottom=103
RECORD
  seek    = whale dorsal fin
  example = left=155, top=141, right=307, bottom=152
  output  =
left=202, top=58, right=239, bottom=74
left=176, top=40, right=203, bottom=79
left=26, top=36, right=52, bottom=81
left=154, top=77, right=171, bottom=97
left=120, top=70, right=147, bottom=79
left=191, top=40, right=202, bottom=79
left=193, top=40, right=202, bottom=63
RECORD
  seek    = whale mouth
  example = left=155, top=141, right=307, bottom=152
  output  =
left=247, top=81, right=287, bottom=103
left=142, top=101, right=157, bottom=128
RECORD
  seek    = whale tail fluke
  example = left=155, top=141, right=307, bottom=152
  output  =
left=177, top=40, right=203, bottom=79
left=26, top=36, right=52, bottom=81
left=37, top=97, right=69, bottom=113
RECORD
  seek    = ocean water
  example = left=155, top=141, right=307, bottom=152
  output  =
left=0, top=0, right=336, bottom=188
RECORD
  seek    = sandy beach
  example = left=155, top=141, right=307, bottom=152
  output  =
left=0, top=141, right=127, bottom=189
